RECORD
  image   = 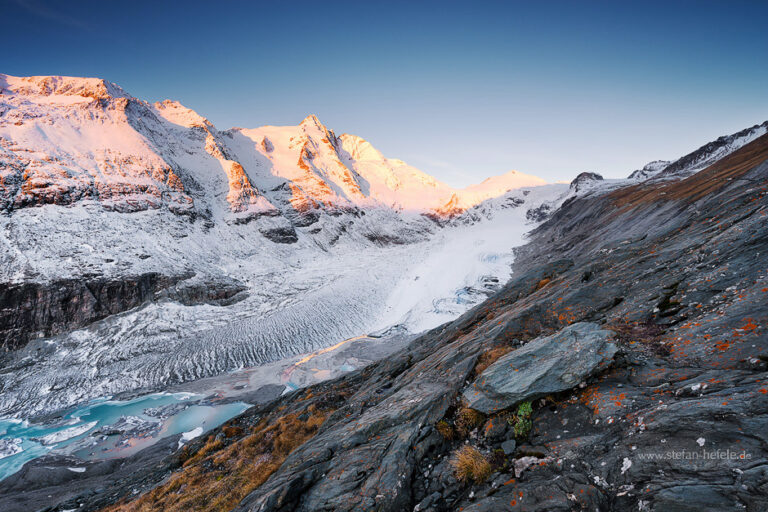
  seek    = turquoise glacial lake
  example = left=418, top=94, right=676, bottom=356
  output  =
left=0, top=392, right=250, bottom=482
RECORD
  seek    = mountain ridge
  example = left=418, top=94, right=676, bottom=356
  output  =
left=0, top=73, right=548, bottom=226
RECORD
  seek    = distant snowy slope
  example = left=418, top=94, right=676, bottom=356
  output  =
left=636, top=121, right=768, bottom=181
left=456, top=170, right=548, bottom=208
left=627, top=160, right=670, bottom=181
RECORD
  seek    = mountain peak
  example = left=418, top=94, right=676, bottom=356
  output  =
left=476, top=169, right=524, bottom=185
left=153, top=99, right=212, bottom=129
left=569, top=171, right=604, bottom=193
left=338, top=133, right=384, bottom=162
left=458, top=169, right=548, bottom=206
left=0, top=74, right=129, bottom=100
left=299, top=114, right=324, bottom=129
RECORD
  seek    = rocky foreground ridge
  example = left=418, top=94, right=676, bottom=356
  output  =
left=3, top=129, right=766, bottom=510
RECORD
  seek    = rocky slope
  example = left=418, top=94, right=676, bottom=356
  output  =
left=7, top=128, right=766, bottom=511
left=629, top=121, right=768, bottom=182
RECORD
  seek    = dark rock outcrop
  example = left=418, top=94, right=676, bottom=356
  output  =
left=0, top=273, right=248, bottom=351
left=259, top=226, right=299, bottom=244
left=463, top=322, right=617, bottom=413
left=569, top=171, right=603, bottom=193
left=525, top=202, right=554, bottom=222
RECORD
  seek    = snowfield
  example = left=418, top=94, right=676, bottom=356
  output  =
left=0, top=183, right=567, bottom=417
left=376, top=185, right=566, bottom=332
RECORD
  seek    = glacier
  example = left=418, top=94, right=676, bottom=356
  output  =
left=0, top=74, right=573, bottom=419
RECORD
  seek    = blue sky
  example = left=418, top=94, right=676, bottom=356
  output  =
left=3, top=0, right=767, bottom=185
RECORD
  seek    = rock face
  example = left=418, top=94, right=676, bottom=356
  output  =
left=568, top=171, right=603, bottom=193
left=463, top=322, right=617, bottom=413
left=0, top=273, right=248, bottom=351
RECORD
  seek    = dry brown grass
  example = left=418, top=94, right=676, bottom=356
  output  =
left=474, top=346, right=514, bottom=375
left=450, top=445, right=492, bottom=483
left=103, top=407, right=333, bottom=512
left=435, top=420, right=455, bottom=440
left=455, top=407, right=485, bottom=437
left=221, top=425, right=243, bottom=438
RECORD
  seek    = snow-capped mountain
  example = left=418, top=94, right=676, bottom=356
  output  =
left=627, top=160, right=670, bottom=180
left=0, top=74, right=544, bottom=226
left=0, top=74, right=567, bottom=417
left=626, top=121, right=768, bottom=181
left=551, top=120, right=768, bottom=206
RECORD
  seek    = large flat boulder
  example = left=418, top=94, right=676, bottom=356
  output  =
left=463, top=322, right=617, bottom=413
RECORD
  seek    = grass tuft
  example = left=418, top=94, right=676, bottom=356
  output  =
left=455, top=407, right=485, bottom=437
left=222, top=425, right=243, bottom=438
left=450, top=445, right=492, bottom=483
left=435, top=419, right=455, bottom=440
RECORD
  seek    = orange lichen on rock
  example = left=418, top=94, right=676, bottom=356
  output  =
left=475, top=345, right=515, bottom=375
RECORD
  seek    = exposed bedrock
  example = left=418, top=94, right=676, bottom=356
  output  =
left=0, top=272, right=248, bottom=351
left=463, top=322, right=618, bottom=414
left=259, top=226, right=299, bottom=244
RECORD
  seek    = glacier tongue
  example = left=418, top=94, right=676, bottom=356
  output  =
left=0, top=184, right=568, bottom=418
left=377, top=184, right=566, bottom=332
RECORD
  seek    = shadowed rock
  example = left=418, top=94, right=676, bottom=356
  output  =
left=569, top=172, right=604, bottom=193
left=463, top=322, right=617, bottom=413
left=0, top=273, right=248, bottom=351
